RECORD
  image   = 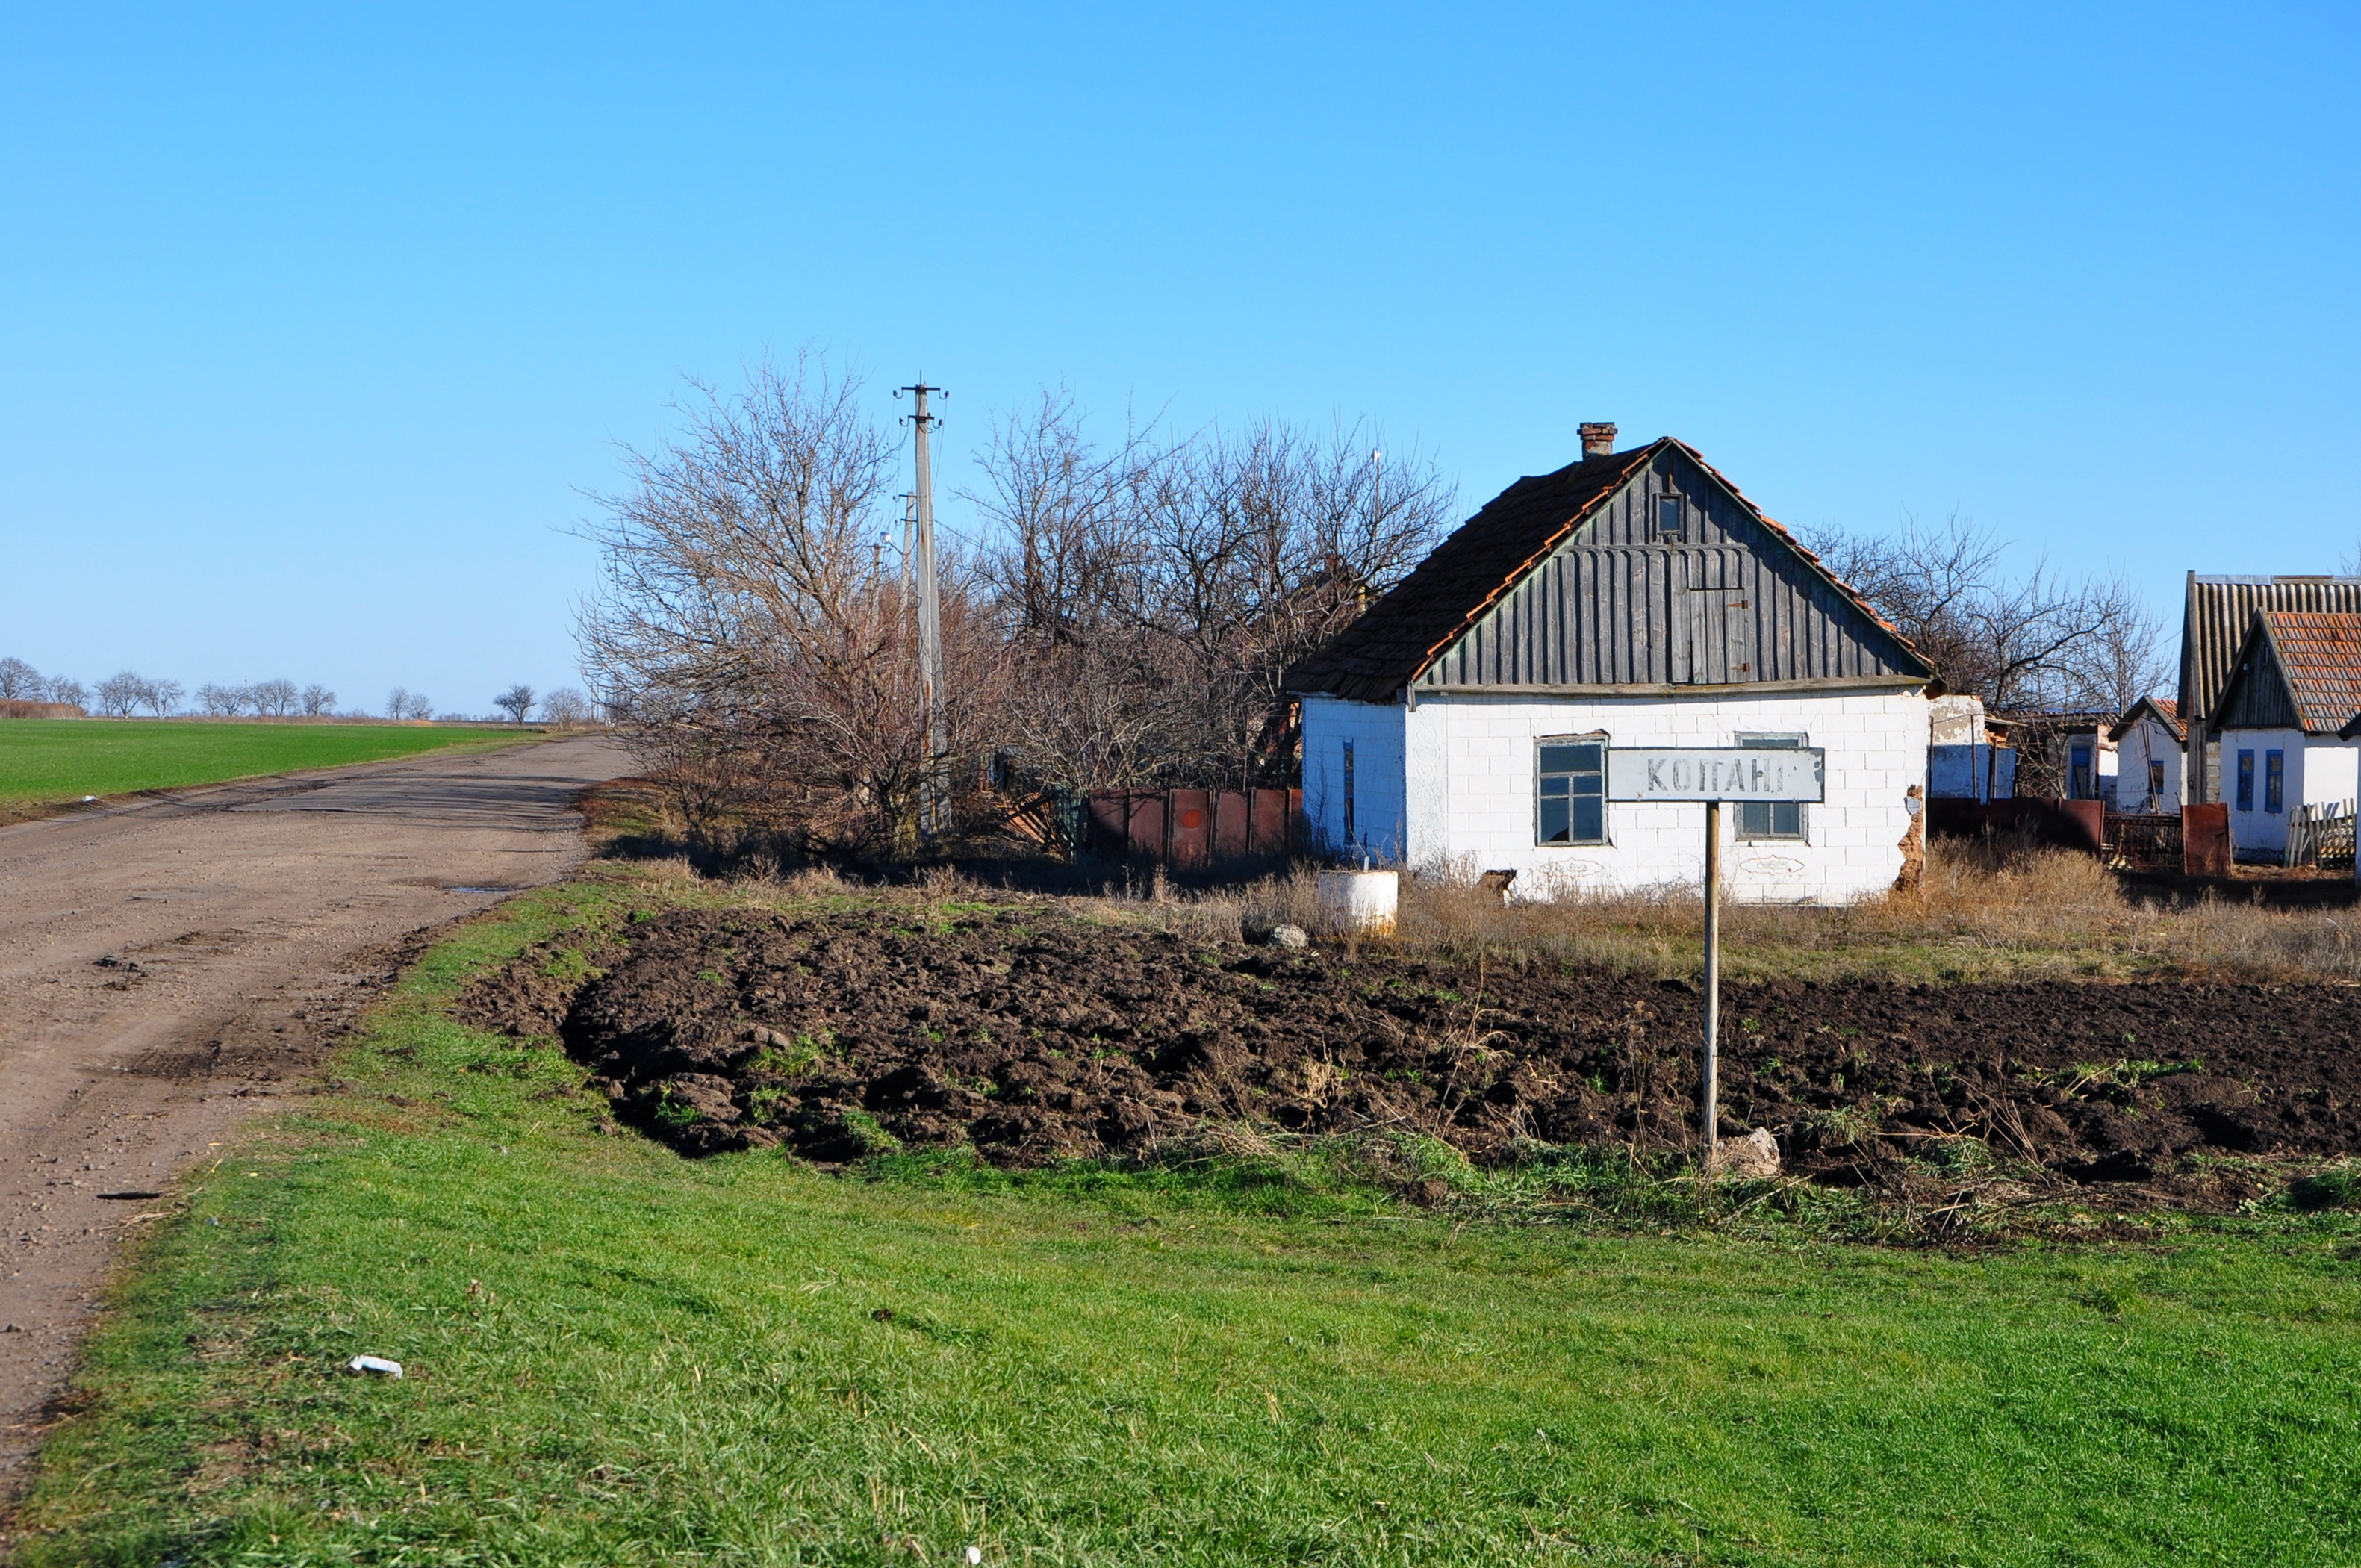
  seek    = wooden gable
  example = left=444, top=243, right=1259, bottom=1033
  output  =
left=1410, top=444, right=1923, bottom=695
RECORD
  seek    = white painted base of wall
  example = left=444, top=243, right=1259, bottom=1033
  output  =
left=1302, top=688, right=1929, bottom=906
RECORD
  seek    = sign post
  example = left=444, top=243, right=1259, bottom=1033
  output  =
left=1606, top=747, right=1825, bottom=1166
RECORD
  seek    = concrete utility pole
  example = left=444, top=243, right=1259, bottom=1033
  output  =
left=898, top=382, right=948, bottom=839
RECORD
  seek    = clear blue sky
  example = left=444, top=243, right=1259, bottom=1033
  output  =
left=3, top=3, right=2354, bottom=713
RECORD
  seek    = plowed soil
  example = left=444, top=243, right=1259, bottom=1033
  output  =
left=463, top=903, right=2361, bottom=1200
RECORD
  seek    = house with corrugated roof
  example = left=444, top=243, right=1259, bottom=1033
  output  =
left=1282, top=425, right=1936, bottom=904
left=2180, top=574, right=2361, bottom=803
left=2109, top=696, right=2185, bottom=814
left=2210, top=611, right=2361, bottom=858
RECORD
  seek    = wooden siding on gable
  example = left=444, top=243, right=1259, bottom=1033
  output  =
left=1414, top=451, right=1911, bottom=691
left=2219, top=631, right=2301, bottom=729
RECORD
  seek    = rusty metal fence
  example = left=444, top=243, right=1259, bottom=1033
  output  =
left=2102, top=812, right=2183, bottom=871
left=1001, top=786, right=1304, bottom=865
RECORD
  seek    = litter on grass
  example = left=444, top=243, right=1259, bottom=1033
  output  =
left=346, top=1355, right=403, bottom=1378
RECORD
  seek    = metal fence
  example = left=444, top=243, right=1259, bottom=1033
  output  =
left=2286, top=799, right=2357, bottom=870
left=2102, top=812, right=2184, bottom=871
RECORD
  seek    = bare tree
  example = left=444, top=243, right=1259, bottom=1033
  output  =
left=0, top=659, right=40, bottom=700
left=494, top=684, right=536, bottom=724
left=247, top=679, right=299, bottom=717
left=301, top=684, right=336, bottom=716
left=45, top=675, right=86, bottom=709
left=95, top=671, right=147, bottom=718
left=143, top=678, right=184, bottom=718
left=578, top=357, right=1004, bottom=859
left=966, top=397, right=1453, bottom=792
left=196, top=683, right=246, bottom=716
left=1802, top=514, right=2165, bottom=712
left=539, top=687, right=591, bottom=726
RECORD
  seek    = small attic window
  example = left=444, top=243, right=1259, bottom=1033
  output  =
left=1656, top=494, right=1684, bottom=538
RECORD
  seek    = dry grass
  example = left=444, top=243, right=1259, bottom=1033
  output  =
left=1080, top=840, right=2361, bottom=986
left=585, top=780, right=2361, bottom=986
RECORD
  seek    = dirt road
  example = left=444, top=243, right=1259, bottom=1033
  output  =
left=0, top=735, right=630, bottom=1491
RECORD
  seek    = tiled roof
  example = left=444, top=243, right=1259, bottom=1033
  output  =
left=2180, top=576, right=2361, bottom=725
left=1284, top=437, right=1923, bottom=703
left=2109, top=695, right=2185, bottom=744
left=2258, top=611, right=2361, bottom=733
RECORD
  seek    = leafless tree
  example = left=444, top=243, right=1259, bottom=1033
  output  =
left=966, top=396, right=1453, bottom=792
left=0, top=659, right=40, bottom=700
left=494, top=684, right=536, bottom=724
left=539, top=687, right=591, bottom=726
left=196, top=683, right=246, bottom=716
left=247, top=679, right=299, bottom=717
left=95, top=671, right=148, bottom=718
left=143, top=679, right=184, bottom=718
left=301, top=684, right=335, bottom=716
left=1802, top=513, right=2167, bottom=712
left=45, top=675, right=85, bottom=709
left=577, top=357, right=1004, bottom=859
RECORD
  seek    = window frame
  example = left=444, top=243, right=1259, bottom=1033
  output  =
left=1341, top=739, right=1356, bottom=845
left=2236, top=749, right=2255, bottom=812
left=1655, top=493, right=1685, bottom=540
left=2265, top=748, right=2285, bottom=815
left=2148, top=759, right=2166, bottom=805
left=1534, top=733, right=1610, bottom=847
left=1734, top=732, right=1810, bottom=842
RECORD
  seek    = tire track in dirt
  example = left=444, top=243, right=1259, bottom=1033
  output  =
left=0, top=735, right=630, bottom=1506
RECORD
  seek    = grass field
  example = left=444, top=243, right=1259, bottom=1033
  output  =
left=10, top=870, right=2360, bottom=1567
left=0, top=720, right=541, bottom=810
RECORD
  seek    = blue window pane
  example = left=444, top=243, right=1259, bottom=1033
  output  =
left=1540, top=797, right=1570, bottom=843
left=1571, top=796, right=1603, bottom=842
left=1540, top=775, right=1569, bottom=797
left=2265, top=750, right=2284, bottom=814
left=1538, top=744, right=1584, bottom=774
left=2236, top=750, right=2255, bottom=812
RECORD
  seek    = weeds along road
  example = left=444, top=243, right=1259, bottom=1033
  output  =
left=0, top=735, right=630, bottom=1491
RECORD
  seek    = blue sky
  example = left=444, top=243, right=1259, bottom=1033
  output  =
left=2, top=3, right=2354, bottom=713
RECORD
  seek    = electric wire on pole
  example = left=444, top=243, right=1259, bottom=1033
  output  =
left=895, top=382, right=948, bottom=840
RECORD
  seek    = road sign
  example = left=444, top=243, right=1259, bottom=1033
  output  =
left=1602, top=745, right=1825, bottom=1169
left=1605, top=747, right=1825, bottom=803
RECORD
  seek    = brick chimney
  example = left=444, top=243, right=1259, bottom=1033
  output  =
left=1578, top=421, right=1617, bottom=459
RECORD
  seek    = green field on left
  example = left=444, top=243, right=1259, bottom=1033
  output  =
left=0, top=719, right=543, bottom=811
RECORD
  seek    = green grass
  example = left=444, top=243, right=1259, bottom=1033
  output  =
left=12, top=873, right=2361, bottom=1566
left=0, top=720, right=539, bottom=806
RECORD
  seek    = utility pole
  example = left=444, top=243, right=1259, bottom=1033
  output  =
left=897, top=382, right=948, bottom=839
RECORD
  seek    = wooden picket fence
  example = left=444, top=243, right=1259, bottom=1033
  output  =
left=2285, top=798, right=2357, bottom=870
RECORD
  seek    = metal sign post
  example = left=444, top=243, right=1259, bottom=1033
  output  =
left=1607, top=747, right=1825, bottom=1166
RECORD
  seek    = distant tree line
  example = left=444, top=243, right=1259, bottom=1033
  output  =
left=2, top=659, right=594, bottom=727
left=576, top=358, right=1454, bottom=861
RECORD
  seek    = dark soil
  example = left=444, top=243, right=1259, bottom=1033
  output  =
left=461, top=904, right=2361, bottom=1199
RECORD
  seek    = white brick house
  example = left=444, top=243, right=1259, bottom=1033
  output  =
left=1287, top=426, right=1935, bottom=905
left=2108, top=697, right=2185, bottom=815
left=2211, top=611, right=2361, bottom=858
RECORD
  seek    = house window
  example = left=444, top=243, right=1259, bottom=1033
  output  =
left=2069, top=741, right=2092, bottom=800
left=1655, top=494, right=1684, bottom=539
left=1537, top=737, right=1607, bottom=845
left=2236, top=750, right=2254, bottom=811
left=2148, top=759, right=2165, bottom=805
left=1736, top=734, right=1808, bottom=841
left=2265, top=749, right=2284, bottom=814
left=1341, top=741, right=1356, bottom=844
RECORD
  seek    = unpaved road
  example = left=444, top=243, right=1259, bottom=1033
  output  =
left=0, top=735, right=629, bottom=1495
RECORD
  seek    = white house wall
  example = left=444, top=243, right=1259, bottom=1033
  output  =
left=1307, top=688, right=1927, bottom=905
left=2218, top=727, right=2360, bottom=855
left=2114, top=718, right=2184, bottom=815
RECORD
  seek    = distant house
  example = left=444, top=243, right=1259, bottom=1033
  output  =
left=2109, top=697, right=2185, bottom=815
left=1284, top=426, right=1936, bottom=904
left=2180, top=573, right=2361, bottom=803
left=1927, top=694, right=2015, bottom=800
left=2210, top=611, right=2361, bottom=858
left=1994, top=711, right=2120, bottom=804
